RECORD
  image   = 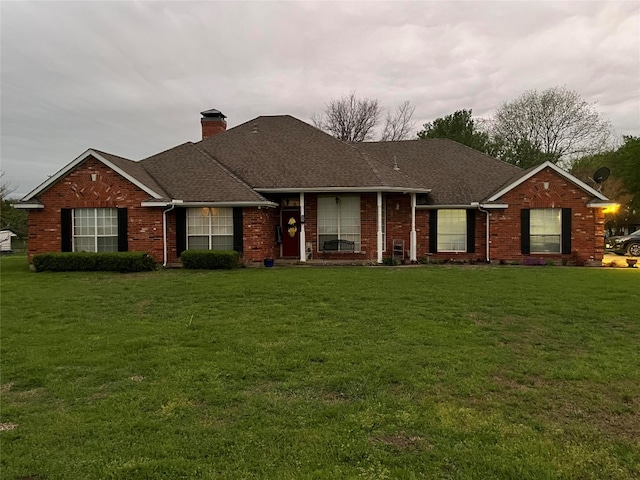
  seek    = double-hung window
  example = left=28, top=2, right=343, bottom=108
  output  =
left=317, top=195, right=361, bottom=251
left=437, top=209, right=467, bottom=252
left=73, top=208, right=118, bottom=252
left=530, top=208, right=561, bottom=253
left=187, top=207, right=234, bottom=250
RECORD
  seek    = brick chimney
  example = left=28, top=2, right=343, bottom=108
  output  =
left=201, top=109, right=227, bottom=139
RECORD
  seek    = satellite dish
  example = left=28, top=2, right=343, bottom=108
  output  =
left=593, top=167, right=610, bottom=184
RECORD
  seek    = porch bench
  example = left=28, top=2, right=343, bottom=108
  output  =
left=321, top=239, right=356, bottom=259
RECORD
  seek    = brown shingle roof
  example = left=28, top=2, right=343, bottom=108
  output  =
left=139, top=142, right=269, bottom=203
left=94, top=116, right=524, bottom=206
left=92, top=149, right=170, bottom=200
left=196, top=115, right=427, bottom=191
left=356, top=140, right=523, bottom=204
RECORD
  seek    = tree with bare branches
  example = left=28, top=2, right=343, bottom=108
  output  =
left=381, top=101, right=416, bottom=141
left=491, top=86, right=613, bottom=167
left=313, top=92, right=415, bottom=142
left=0, top=171, right=16, bottom=200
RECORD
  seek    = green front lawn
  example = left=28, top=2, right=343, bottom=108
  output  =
left=1, top=256, right=638, bottom=479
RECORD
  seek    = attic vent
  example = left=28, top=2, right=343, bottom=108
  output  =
left=393, top=156, right=400, bottom=172
left=252, top=124, right=259, bottom=134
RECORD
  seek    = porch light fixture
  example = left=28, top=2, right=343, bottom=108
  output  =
left=90, top=173, right=97, bottom=181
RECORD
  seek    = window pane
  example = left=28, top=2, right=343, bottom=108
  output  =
left=531, top=209, right=561, bottom=234
left=97, top=236, right=118, bottom=252
left=211, top=208, right=233, bottom=236
left=73, top=208, right=118, bottom=252
left=211, top=235, right=233, bottom=251
left=96, top=209, right=117, bottom=235
left=187, top=207, right=235, bottom=250
left=187, top=208, right=209, bottom=235
left=530, top=209, right=561, bottom=253
left=530, top=235, right=560, bottom=253
left=318, top=196, right=338, bottom=235
left=74, top=209, right=95, bottom=236
left=75, top=237, right=95, bottom=253
left=318, top=195, right=361, bottom=251
left=188, top=236, right=209, bottom=250
left=437, top=210, right=467, bottom=251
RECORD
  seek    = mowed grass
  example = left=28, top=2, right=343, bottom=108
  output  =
left=1, top=256, right=638, bottom=480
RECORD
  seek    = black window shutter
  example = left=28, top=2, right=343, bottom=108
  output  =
left=429, top=210, right=438, bottom=253
left=561, top=208, right=572, bottom=254
left=176, top=208, right=187, bottom=257
left=61, top=208, right=72, bottom=252
left=233, top=207, right=243, bottom=254
left=117, top=208, right=128, bottom=252
left=466, top=210, right=476, bottom=253
left=521, top=209, right=531, bottom=254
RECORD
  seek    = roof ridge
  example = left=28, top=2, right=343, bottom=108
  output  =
left=188, top=142, right=267, bottom=201
left=90, top=148, right=134, bottom=162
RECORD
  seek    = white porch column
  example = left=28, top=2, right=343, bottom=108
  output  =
left=410, top=193, right=417, bottom=262
left=299, top=192, right=306, bottom=262
left=377, top=192, right=383, bottom=263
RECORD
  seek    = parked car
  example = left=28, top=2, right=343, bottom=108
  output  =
left=607, top=229, right=640, bottom=256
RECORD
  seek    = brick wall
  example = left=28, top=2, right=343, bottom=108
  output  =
left=27, top=156, right=165, bottom=262
left=243, top=207, right=278, bottom=262
left=31, top=161, right=602, bottom=266
left=489, top=167, right=605, bottom=263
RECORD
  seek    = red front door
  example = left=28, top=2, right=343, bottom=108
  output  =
left=281, top=209, right=300, bottom=258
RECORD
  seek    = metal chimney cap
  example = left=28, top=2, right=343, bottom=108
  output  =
left=200, top=109, right=227, bottom=119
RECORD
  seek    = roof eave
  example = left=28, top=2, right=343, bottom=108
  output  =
left=141, top=200, right=278, bottom=208
left=20, top=149, right=164, bottom=202
left=254, top=186, right=432, bottom=194
left=486, top=161, right=610, bottom=202
left=13, top=202, right=44, bottom=209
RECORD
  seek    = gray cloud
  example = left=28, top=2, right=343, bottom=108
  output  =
left=2, top=1, right=638, bottom=198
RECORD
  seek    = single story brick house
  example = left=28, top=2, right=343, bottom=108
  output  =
left=16, top=109, right=616, bottom=266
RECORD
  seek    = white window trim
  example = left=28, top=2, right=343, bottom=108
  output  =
left=437, top=209, right=467, bottom=253
left=317, top=195, right=361, bottom=252
left=72, top=208, right=118, bottom=253
left=187, top=207, right=234, bottom=250
left=530, top=208, right=561, bottom=254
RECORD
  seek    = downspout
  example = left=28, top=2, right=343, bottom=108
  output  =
left=478, top=205, right=490, bottom=263
left=410, top=193, right=417, bottom=262
left=162, top=203, right=176, bottom=268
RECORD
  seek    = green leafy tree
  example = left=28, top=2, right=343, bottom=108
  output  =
left=571, top=136, right=640, bottom=233
left=417, top=109, right=494, bottom=154
left=615, top=136, right=640, bottom=210
left=0, top=171, right=27, bottom=238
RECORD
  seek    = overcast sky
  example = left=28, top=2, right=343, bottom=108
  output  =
left=2, top=1, right=639, bottom=199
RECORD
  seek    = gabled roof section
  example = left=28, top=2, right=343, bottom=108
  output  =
left=140, top=142, right=272, bottom=204
left=196, top=115, right=428, bottom=192
left=357, top=139, right=523, bottom=205
left=20, top=149, right=167, bottom=202
left=485, top=161, right=610, bottom=202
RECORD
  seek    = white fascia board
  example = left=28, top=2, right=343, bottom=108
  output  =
left=255, top=186, right=432, bottom=194
left=587, top=200, right=619, bottom=208
left=416, top=203, right=509, bottom=210
left=141, top=200, right=278, bottom=208
left=479, top=203, right=509, bottom=209
left=21, top=149, right=163, bottom=202
left=416, top=204, right=488, bottom=210
left=486, top=161, right=609, bottom=202
left=12, top=203, right=44, bottom=209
